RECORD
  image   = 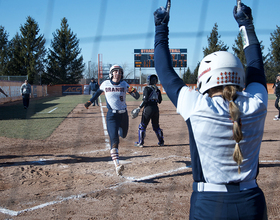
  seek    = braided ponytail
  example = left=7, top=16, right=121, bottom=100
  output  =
left=223, top=86, right=243, bottom=173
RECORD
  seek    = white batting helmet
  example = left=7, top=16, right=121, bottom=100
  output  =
left=197, top=51, right=245, bottom=94
left=109, top=64, right=123, bottom=79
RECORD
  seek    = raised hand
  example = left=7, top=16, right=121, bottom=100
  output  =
left=233, top=3, right=253, bottom=27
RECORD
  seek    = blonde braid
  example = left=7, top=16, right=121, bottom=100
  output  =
left=223, top=86, right=243, bottom=173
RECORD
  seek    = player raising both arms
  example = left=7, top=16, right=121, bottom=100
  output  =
left=154, top=1, right=267, bottom=219
left=84, top=65, right=140, bottom=176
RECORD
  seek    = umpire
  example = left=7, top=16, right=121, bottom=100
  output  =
left=273, top=73, right=280, bottom=120
left=89, top=78, right=99, bottom=106
left=135, top=74, right=164, bottom=147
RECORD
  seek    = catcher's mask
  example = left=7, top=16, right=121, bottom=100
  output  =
left=109, top=64, right=123, bottom=80
left=197, top=51, right=245, bottom=94
left=147, top=74, right=158, bottom=85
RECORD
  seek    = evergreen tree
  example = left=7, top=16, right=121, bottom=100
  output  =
left=44, top=17, right=85, bottom=85
left=232, top=33, right=273, bottom=82
left=192, top=62, right=200, bottom=84
left=6, top=33, right=25, bottom=76
left=183, top=67, right=191, bottom=84
left=203, top=23, right=229, bottom=57
left=269, top=25, right=280, bottom=76
left=232, top=32, right=246, bottom=70
left=0, top=26, right=9, bottom=75
left=183, top=67, right=197, bottom=84
left=20, top=16, right=46, bottom=84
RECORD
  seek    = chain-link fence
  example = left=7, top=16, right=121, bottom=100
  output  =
left=0, top=75, right=28, bottom=82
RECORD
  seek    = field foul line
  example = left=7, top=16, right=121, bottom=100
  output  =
left=48, top=107, right=58, bottom=113
left=0, top=166, right=191, bottom=217
left=99, top=99, right=110, bottom=149
left=37, top=107, right=58, bottom=114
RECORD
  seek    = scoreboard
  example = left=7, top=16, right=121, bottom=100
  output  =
left=134, top=49, right=187, bottom=68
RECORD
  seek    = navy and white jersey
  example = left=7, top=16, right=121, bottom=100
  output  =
left=154, top=25, right=267, bottom=185
left=177, top=83, right=267, bottom=184
left=99, top=80, right=130, bottom=111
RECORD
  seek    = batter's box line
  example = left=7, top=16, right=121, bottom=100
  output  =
left=0, top=166, right=191, bottom=217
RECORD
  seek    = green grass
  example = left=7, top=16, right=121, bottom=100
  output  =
left=0, top=95, right=89, bottom=140
left=0, top=93, right=274, bottom=140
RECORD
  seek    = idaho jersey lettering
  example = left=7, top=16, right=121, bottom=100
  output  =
left=100, top=80, right=130, bottom=110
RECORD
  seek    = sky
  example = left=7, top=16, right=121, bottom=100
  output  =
left=0, top=0, right=279, bottom=79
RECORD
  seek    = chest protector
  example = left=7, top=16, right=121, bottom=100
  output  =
left=148, top=85, right=159, bottom=102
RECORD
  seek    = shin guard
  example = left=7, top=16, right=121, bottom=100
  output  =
left=153, top=126, right=164, bottom=146
left=137, top=123, right=146, bottom=145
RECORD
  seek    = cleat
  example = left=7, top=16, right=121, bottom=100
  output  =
left=273, top=117, right=279, bottom=121
left=116, top=164, right=124, bottom=176
left=158, top=141, right=164, bottom=146
left=135, top=142, right=144, bottom=148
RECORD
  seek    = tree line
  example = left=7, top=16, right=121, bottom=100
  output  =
left=0, top=17, right=84, bottom=85
left=183, top=23, right=280, bottom=84
left=1, top=17, right=279, bottom=85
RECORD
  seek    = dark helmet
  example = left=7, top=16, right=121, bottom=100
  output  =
left=147, top=74, right=158, bottom=85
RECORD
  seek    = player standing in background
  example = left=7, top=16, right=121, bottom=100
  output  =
left=88, top=77, right=99, bottom=106
left=84, top=64, right=140, bottom=176
left=133, top=74, right=164, bottom=147
left=20, top=80, right=31, bottom=109
left=272, top=73, right=280, bottom=120
left=154, top=2, right=267, bottom=219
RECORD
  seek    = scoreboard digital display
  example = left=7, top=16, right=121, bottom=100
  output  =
left=134, top=49, right=187, bottom=68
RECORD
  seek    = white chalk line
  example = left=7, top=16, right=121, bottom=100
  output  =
left=2, top=157, right=278, bottom=216
left=0, top=165, right=191, bottom=216
left=99, top=98, right=110, bottom=149
left=48, top=107, right=58, bottom=113
left=2, top=98, right=279, bottom=216
left=37, top=107, right=58, bottom=114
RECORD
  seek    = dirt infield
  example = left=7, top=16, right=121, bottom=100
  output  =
left=0, top=99, right=279, bottom=220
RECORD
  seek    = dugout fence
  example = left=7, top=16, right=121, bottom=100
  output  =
left=0, top=80, right=47, bottom=104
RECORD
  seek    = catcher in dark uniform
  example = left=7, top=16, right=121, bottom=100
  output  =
left=272, top=73, right=280, bottom=120
left=131, top=74, right=164, bottom=147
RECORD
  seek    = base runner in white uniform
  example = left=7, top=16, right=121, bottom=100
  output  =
left=84, top=65, right=140, bottom=176
left=154, top=1, right=267, bottom=219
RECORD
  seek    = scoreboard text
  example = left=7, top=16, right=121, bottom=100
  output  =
left=134, top=49, right=187, bottom=68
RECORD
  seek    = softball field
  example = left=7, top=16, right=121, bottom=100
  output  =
left=0, top=98, right=279, bottom=219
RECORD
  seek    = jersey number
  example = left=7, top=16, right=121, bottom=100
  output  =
left=120, top=96, right=124, bottom=102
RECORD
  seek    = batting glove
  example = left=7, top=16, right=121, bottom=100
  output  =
left=233, top=3, right=253, bottom=27
left=154, top=0, right=170, bottom=26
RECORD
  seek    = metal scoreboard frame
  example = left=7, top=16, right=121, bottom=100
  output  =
left=134, top=49, right=187, bottom=68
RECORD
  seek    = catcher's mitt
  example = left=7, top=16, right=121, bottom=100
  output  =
left=131, top=107, right=140, bottom=119
left=84, top=101, right=92, bottom=109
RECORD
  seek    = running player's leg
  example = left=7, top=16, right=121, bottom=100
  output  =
left=118, top=111, right=129, bottom=138
left=106, top=111, right=119, bottom=148
left=107, top=111, right=124, bottom=175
